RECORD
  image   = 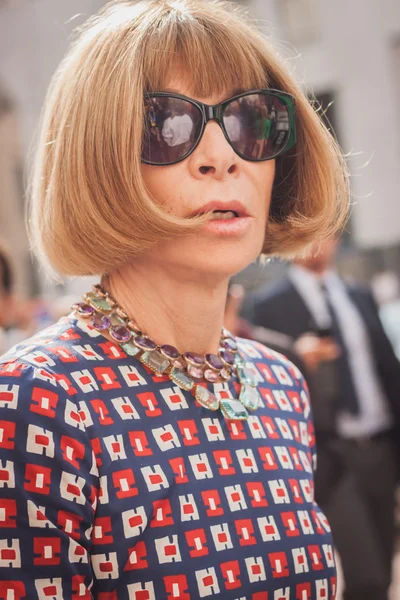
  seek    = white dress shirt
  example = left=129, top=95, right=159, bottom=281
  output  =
left=288, top=265, right=393, bottom=438
left=162, top=114, right=193, bottom=147
left=223, top=115, right=241, bottom=142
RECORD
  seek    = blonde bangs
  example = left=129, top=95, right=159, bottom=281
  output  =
left=140, top=7, right=270, bottom=97
left=29, top=0, right=350, bottom=277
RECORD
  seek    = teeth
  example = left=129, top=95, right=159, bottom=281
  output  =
left=209, top=210, right=237, bottom=221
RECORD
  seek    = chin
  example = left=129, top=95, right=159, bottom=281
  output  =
left=156, top=233, right=264, bottom=282
left=194, top=242, right=261, bottom=280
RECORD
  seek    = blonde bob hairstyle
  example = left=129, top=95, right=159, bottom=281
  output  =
left=30, top=0, right=350, bottom=277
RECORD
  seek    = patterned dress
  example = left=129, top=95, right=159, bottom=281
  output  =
left=0, top=315, right=337, bottom=599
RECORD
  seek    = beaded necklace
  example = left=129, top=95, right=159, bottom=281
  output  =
left=73, top=284, right=261, bottom=420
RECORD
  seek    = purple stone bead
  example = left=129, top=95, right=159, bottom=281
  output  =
left=205, top=353, right=224, bottom=371
left=183, top=352, right=205, bottom=366
left=220, top=367, right=232, bottom=381
left=110, top=325, right=131, bottom=343
left=160, top=344, right=180, bottom=360
left=133, top=336, right=158, bottom=351
left=204, top=368, right=220, bottom=383
left=91, top=313, right=111, bottom=331
left=173, top=358, right=186, bottom=370
left=187, top=365, right=204, bottom=379
left=75, top=302, right=95, bottom=316
left=219, top=348, right=235, bottom=366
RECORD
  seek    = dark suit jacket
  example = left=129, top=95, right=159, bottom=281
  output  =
left=252, top=276, right=400, bottom=481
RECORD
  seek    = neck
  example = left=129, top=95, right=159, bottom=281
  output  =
left=106, top=262, right=229, bottom=355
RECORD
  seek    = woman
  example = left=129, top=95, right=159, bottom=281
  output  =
left=0, top=0, right=348, bottom=598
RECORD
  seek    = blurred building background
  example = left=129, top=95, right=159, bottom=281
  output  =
left=244, top=0, right=400, bottom=291
left=0, top=0, right=399, bottom=298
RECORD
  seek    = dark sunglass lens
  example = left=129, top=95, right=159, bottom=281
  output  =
left=142, top=97, right=202, bottom=164
left=223, top=93, right=292, bottom=160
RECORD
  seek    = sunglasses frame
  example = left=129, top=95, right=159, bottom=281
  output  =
left=142, top=88, right=296, bottom=166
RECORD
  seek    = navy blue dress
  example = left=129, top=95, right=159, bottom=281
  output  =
left=0, top=315, right=337, bottom=599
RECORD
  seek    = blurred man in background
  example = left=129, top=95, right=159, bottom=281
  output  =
left=372, top=270, right=400, bottom=360
left=0, top=242, right=16, bottom=353
left=251, top=236, right=400, bottom=600
left=0, top=242, right=36, bottom=354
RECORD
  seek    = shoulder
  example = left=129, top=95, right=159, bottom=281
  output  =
left=0, top=319, right=105, bottom=476
left=237, top=337, right=314, bottom=461
left=1, top=315, right=79, bottom=359
left=344, top=279, right=379, bottom=310
left=237, top=336, right=300, bottom=370
left=0, top=320, right=99, bottom=504
left=344, top=278, right=371, bottom=295
left=0, top=317, right=97, bottom=422
left=0, top=315, right=113, bottom=373
left=237, top=337, right=310, bottom=411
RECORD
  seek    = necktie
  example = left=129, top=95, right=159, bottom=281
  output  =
left=320, top=281, right=360, bottom=415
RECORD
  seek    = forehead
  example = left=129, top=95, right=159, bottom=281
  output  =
left=143, top=42, right=269, bottom=100
left=161, top=69, right=244, bottom=106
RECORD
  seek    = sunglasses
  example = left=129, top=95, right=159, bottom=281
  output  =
left=141, top=88, right=296, bottom=166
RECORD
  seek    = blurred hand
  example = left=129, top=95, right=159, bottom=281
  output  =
left=294, top=333, right=341, bottom=373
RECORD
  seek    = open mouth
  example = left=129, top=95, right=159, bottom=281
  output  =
left=208, top=210, right=240, bottom=220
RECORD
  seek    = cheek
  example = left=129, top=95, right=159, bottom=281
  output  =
left=141, top=164, right=187, bottom=212
left=250, top=160, right=275, bottom=216
left=141, top=164, right=169, bottom=201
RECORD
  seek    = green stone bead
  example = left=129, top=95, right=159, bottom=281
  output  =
left=234, top=353, right=246, bottom=368
left=121, top=342, right=141, bottom=357
left=90, top=296, right=113, bottom=312
left=140, top=350, right=170, bottom=376
left=169, top=367, right=195, bottom=391
left=239, top=384, right=261, bottom=411
left=220, top=399, right=249, bottom=420
left=195, top=386, right=220, bottom=411
left=237, top=365, right=258, bottom=387
left=109, top=313, right=127, bottom=327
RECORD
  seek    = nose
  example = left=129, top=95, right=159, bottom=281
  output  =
left=188, top=121, right=241, bottom=180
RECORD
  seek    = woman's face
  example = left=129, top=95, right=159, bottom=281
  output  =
left=140, top=74, right=276, bottom=282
